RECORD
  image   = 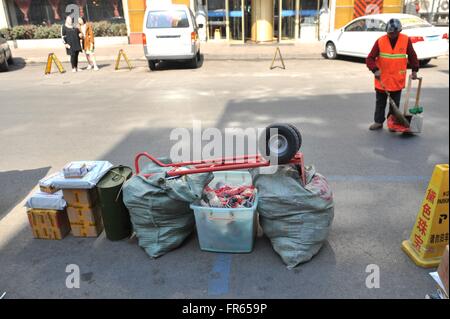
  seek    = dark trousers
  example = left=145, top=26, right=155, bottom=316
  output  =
left=374, top=90, right=402, bottom=124
left=70, top=51, right=79, bottom=69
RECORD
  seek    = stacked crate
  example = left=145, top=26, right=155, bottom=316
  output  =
left=27, top=207, right=71, bottom=240
left=26, top=186, right=70, bottom=240
left=63, top=188, right=104, bottom=237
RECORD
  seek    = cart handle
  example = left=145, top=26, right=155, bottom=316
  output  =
left=135, top=152, right=172, bottom=174
left=135, top=152, right=264, bottom=174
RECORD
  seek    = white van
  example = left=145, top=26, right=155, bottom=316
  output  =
left=142, top=4, right=202, bottom=71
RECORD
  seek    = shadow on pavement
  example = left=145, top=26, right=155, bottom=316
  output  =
left=4, top=57, right=26, bottom=72
left=151, top=54, right=204, bottom=72
left=0, top=89, right=447, bottom=298
left=0, top=166, right=50, bottom=220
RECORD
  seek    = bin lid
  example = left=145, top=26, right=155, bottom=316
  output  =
left=97, top=166, right=132, bottom=189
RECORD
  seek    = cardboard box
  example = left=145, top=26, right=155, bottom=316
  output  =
left=71, top=220, right=104, bottom=237
left=63, top=162, right=88, bottom=178
left=67, top=205, right=102, bottom=226
left=27, top=208, right=71, bottom=240
left=39, top=172, right=62, bottom=194
left=63, top=188, right=98, bottom=208
left=437, top=245, right=449, bottom=297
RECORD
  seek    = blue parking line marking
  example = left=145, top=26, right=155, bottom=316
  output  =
left=208, top=254, right=232, bottom=296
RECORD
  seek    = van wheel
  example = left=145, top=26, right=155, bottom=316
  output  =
left=419, top=59, right=431, bottom=67
left=260, top=123, right=301, bottom=164
left=190, top=52, right=200, bottom=69
left=148, top=60, right=157, bottom=71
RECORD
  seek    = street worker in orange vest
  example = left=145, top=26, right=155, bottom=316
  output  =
left=366, top=18, right=420, bottom=131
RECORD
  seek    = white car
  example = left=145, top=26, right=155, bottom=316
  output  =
left=324, top=13, right=449, bottom=66
left=143, top=3, right=201, bottom=71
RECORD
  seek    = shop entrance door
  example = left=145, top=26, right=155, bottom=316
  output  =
left=229, top=0, right=244, bottom=42
left=280, top=0, right=297, bottom=40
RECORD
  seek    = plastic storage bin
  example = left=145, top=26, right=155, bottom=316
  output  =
left=190, top=171, right=258, bottom=253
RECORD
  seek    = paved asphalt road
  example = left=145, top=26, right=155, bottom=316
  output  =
left=0, top=55, right=448, bottom=299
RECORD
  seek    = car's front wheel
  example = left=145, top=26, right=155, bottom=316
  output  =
left=7, top=51, right=14, bottom=65
left=0, top=52, right=9, bottom=72
left=325, top=42, right=337, bottom=60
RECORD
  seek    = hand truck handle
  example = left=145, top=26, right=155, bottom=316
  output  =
left=134, top=152, right=171, bottom=174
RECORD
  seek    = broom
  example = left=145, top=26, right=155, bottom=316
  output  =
left=379, top=80, right=410, bottom=128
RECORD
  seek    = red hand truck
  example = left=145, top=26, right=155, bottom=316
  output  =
left=134, top=124, right=306, bottom=185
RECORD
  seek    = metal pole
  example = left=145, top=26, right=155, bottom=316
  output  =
left=316, top=0, right=320, bottom=40
left=226, top=0, right=230, bottom=40
left=279, top=0, right=282, bottom=42
left=242, top=0, right=245, bottom=42
left=430, top=0, right=436, bottom=23
left=294, top=0, right=299, bottom=39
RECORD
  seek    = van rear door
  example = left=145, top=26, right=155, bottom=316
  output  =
left=145, top=9, right=193, bottom=57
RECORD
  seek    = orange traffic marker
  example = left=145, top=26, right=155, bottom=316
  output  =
left=45, top=53, right=65, bottom=75
left=402, top=164, right=449, bottom=267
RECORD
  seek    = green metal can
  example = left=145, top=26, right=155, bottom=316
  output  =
left=97, top=165, right=133, bottom=241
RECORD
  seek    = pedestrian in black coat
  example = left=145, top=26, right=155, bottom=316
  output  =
left=62, top=16, right=82, bottom=72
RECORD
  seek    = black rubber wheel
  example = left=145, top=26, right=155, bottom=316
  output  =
left=0, top=52, right=9, bottom=72
left=325, top=42, right=337, bottom=59
left=148, top=60, right=157, bottom=71
left=286, top=124, right=302, bottom=150
left=260, top=123, right=301, bottom=164
left=7, top=51, right=13, bottom=65
left=190, top=51, right=200, bottom=69
left=419, top=59, right=431, bottom=67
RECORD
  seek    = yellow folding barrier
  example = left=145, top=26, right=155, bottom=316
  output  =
left=270, top=47, right=286, bottom=70
left=44, top=53, right=66, bottom=75
left=115, top=49, right=133, bottom=71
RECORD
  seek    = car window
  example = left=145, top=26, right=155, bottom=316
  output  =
left=399, top=16, right=432, bottom=29
left=345, top=20, right=366, bottom=32
left=366, top=19, right=386, bottom=32
left=146, top=10, right=190, bottom=29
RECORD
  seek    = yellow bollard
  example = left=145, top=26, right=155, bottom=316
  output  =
left=45, top=53, right=66, bottom=75
left=402, top=164, right=449, bottom=267
left=114, top=49, right=132, bottom=71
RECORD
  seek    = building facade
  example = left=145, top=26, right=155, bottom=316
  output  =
left=1, top=0, right=417, bottom=43
left=126, top=0, right=404, bottom=43
left=0, top=0, right=126, bottom=28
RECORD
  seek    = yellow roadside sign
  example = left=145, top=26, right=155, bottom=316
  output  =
left=115, top=49, right=132, bottom=71
left=45, top=53, right=65, bottom=75
left=402, top=164, right=449, bottom=267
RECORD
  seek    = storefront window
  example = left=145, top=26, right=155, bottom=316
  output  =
left=5, top=0, right=125, bottom=27
left=229, top=0, right=243, bottom=40
left=299, top=0, right=322, bottom=40
left=207, top=0, right=226, bottom=40
left=281, top=0, right=295, bottom=40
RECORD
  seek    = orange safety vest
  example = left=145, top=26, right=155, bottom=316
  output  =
left=375, top=33, right=409, bottom=91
